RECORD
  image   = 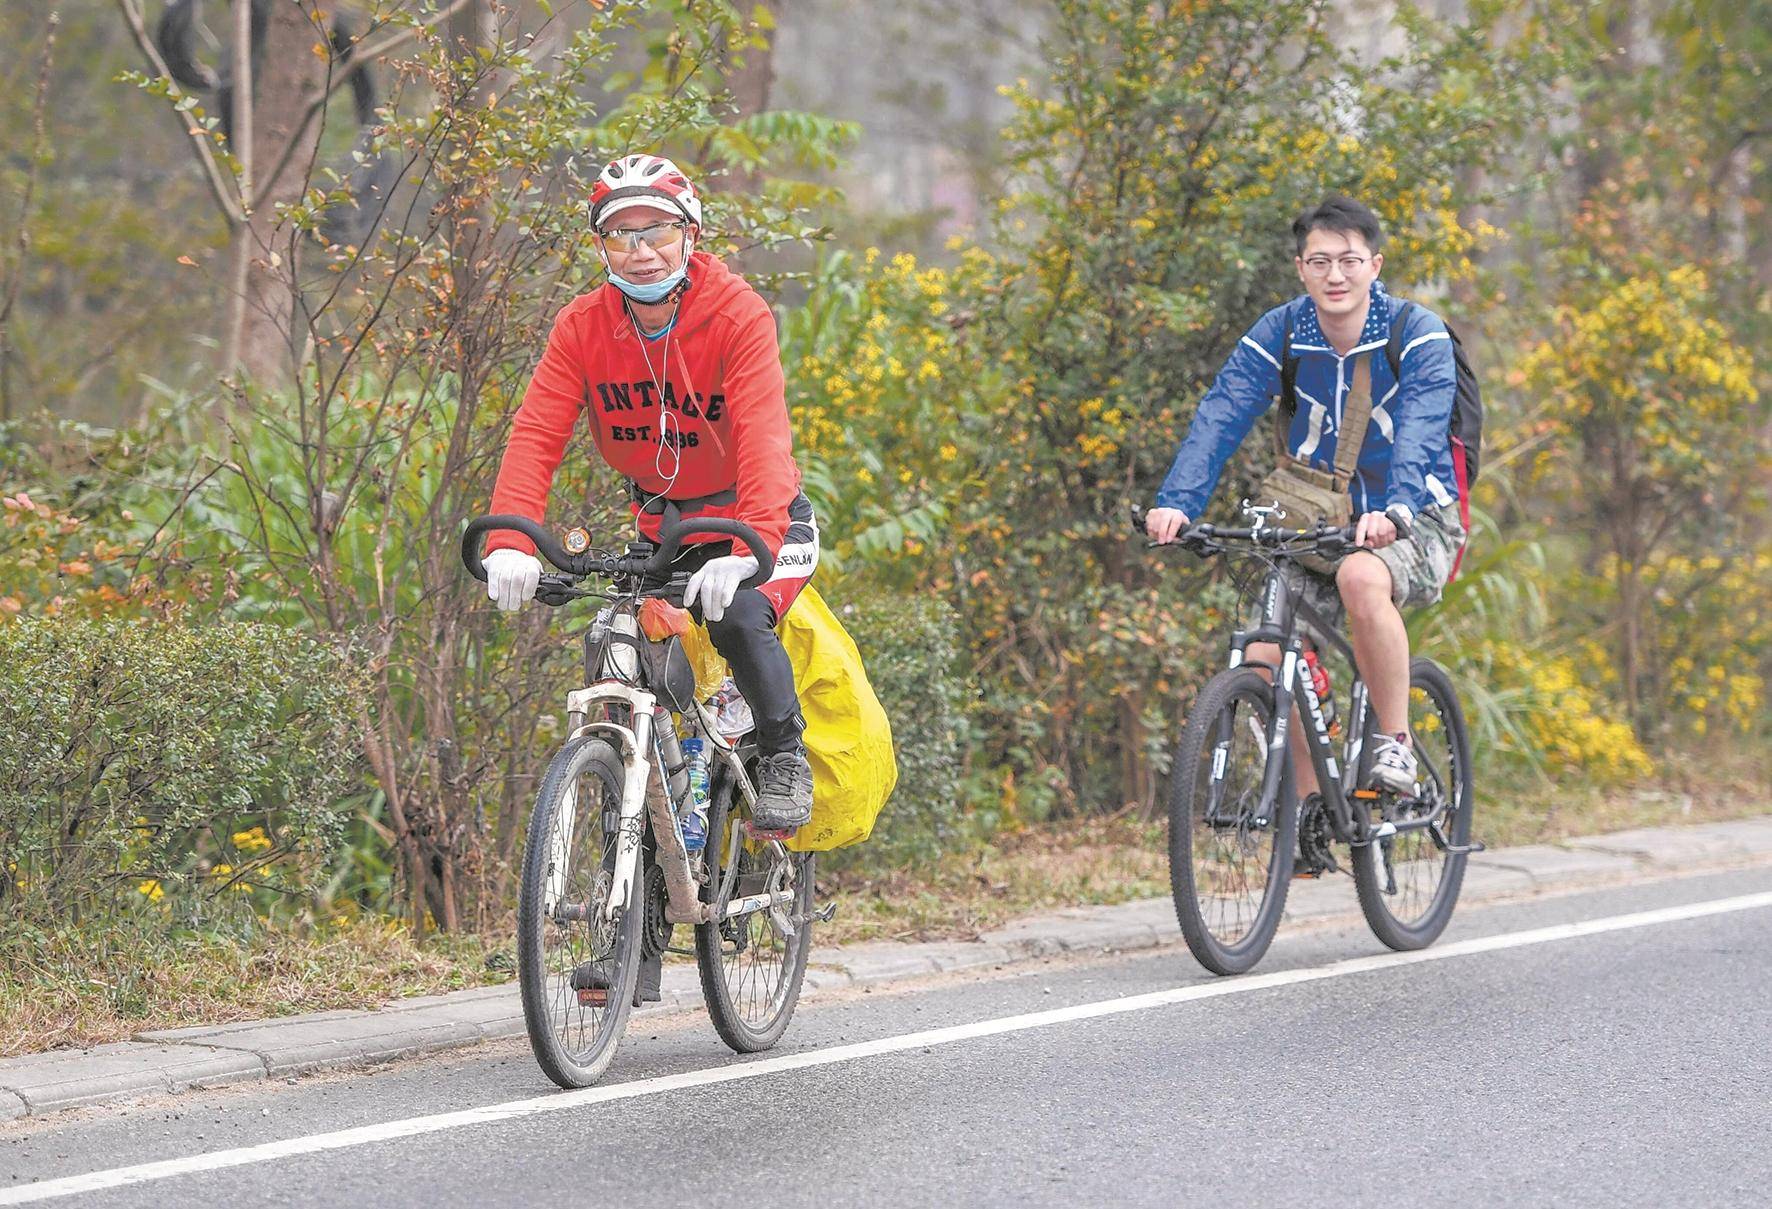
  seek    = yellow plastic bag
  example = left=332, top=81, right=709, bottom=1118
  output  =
left=680, top=586, right=896, bottom=852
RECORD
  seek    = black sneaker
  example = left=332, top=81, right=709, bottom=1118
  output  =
left=571, top=957, right=662, bottom=1005
left=569, top=959, right=615, bottom=1006
left=752, top=749, right=814, bottom=832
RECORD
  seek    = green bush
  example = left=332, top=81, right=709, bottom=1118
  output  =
left=0, top=617, right=365, bottom=923
left=834, top=592, right=976, bottom=867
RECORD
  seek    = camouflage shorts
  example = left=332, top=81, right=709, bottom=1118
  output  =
left=1282, top=503, right=1466, bottom=639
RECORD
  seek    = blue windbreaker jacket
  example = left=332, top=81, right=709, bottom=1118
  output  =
left=1156, top=282, right=1459, bottom=523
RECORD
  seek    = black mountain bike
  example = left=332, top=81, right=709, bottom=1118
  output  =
left=463, top=510, right=819, bottom=1087
left=1135, top=504, right=1479, bottom=975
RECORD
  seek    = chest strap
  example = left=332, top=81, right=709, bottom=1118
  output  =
left=628, top=481, right=739, bottom=516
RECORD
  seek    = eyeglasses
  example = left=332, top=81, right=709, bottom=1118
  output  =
left=1300, top=255, right=1371, bottom=276
left=597, top=221, right=688, bottom=253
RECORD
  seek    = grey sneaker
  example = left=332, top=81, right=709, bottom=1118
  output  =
left=752, top=749, right=814, bottom=831
left=1369, top=733, right=1418, bottom=795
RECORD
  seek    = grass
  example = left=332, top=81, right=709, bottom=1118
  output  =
left=816, top=811, right=1172, bottom=947
left=0, top=917, right=503, bottom=1059
left=1477, top=751, right=1768, bottom=851
left=3, top=760, right=1764, bottom=1057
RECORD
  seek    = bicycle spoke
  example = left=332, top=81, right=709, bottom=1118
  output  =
left=1189, top=694, right=1280, bottom=947
left=518, top=737, right=638, bottom=1087
left=540, top=774, right=622, bottom=1059
left=712, top=816, right=795, bottom=1027
left=1364, top=675, right=1466, bottom=931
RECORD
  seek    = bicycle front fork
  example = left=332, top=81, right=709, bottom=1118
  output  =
left=604, top=709, right=654, bottom=925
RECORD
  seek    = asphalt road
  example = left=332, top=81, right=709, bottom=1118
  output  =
left=6, top=867, right=1772, bottom=1208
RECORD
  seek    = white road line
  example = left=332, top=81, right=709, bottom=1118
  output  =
left=7, top=890, right=1771, bottom=1205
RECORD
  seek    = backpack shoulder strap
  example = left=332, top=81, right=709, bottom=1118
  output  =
left=1385, top=300, right=1416, bottom=380
left=1279, top=308, right=1298, bottom=403
left=1274, top=308, right=1298, bottom=460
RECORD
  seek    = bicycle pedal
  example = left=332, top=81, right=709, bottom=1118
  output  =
left=812, top=902, right=837, bottom=923
left=744, top=823, right=796, bottom=842
left=575, top=988, right=608, bottom=1007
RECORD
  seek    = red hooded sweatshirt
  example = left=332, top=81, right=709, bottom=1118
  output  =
left=486, top=252, right=800, bottom=559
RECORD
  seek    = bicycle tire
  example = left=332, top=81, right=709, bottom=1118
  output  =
left=1169, top=666, right=1297, bottom=975
left=1353, top=657, right=1474, bottom=950
left=695, top=762, right=814, bottom=1052
left=517, top=736, right=643, bottom=1088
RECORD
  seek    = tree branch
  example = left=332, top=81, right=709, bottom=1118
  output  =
left=114, top=0, right=246, bottom=226
left=0, top=13, right=59, bottom=423
left=251, top=0, right=477, bottom=212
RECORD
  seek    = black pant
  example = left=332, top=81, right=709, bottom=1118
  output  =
left=680, top=545, right=805, bottom=757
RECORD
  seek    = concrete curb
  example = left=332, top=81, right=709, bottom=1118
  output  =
left=4, top=815, right=1770, bottom=1121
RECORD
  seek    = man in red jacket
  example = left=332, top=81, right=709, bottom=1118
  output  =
left=482, top=154, right=817, bottom=831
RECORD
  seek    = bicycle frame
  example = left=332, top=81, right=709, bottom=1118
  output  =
left=1226, top=565, right=1446, bottom=849
left=561, top=608, right=796, bottom=931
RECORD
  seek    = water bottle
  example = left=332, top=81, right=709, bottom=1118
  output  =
left=680, top=737, right=710, bottom=853
left=654, top=709, right=688, bottom=803
left=1302, top=649, right=1339, bottom=737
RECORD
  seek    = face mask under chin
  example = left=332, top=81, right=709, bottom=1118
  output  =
left=603, top=245, right=692, bottom=304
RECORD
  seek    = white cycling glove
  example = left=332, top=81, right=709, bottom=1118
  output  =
left=684, top=554, right=759, bottom=623
left=484, top=548, right=542, bottom=612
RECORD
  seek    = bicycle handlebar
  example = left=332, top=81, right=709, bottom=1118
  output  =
left=460, top=513, right=775, bottom=591
left=1128, top=505, right=1356, bottom=557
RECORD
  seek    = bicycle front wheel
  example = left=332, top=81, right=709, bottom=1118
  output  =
left=516, top=736, right=642, bottom=1088
left=1353, top=657, right=1474, bottom=950
left=695, top=762, right=814, bottom=1052
left=1168, top=666, right=1296, bottom=975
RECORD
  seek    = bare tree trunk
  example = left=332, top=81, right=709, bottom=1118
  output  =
left=0, top=15, right=58, bottom=425
left=1617, top=559, right=1643, bottom=736
left=230, top=0, right=326, bottom=384
left=221, top=0, right=255, bottom=374
left=718, top=0, right=782, bottom=273
left=1119, top=693, right=1154, bottom=817
left=724, top=0, right=781, bottom=150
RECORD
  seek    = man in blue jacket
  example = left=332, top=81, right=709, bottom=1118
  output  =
left=1145, top=196, right=1466, bottom=795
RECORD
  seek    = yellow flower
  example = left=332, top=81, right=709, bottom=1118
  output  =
left=232, top=826, right=274, bottom=853
left=137, top=879, right=164, bottom=902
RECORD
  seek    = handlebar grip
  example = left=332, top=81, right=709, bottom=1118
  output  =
left=644, top=517, right=776, bottom=587
left=460, top=515, right=582, bottom=581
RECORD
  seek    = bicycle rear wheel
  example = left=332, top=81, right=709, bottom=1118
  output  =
left=516, top=736, right=642, bottom=1088
left=696, top=761, right=814, bottom=1052
left=1353, top=657, right=1474, bottom=950
left=1168, top=666, right=1296, bottom=975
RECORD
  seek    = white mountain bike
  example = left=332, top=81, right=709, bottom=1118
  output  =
left=463, top=511, right=821, bottom=1088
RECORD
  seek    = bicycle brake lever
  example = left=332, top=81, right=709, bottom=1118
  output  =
left=535, top=574, right=590, bottom=607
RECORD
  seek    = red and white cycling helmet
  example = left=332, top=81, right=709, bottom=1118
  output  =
left=589, top=154, right=703, bottom=230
